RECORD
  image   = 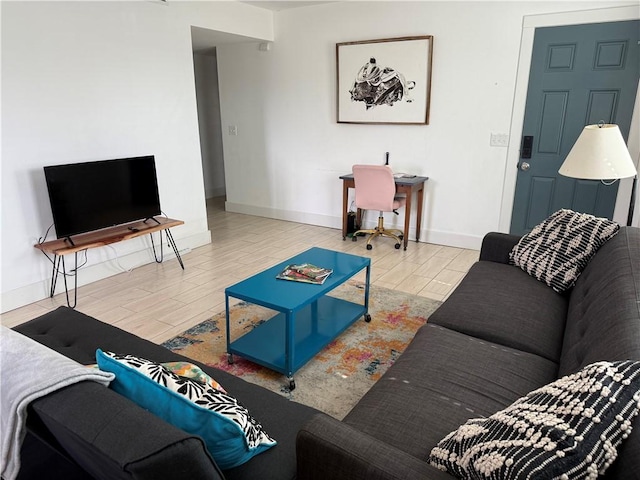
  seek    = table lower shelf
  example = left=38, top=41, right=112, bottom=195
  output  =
left=227, top=295, right=367, bottom=377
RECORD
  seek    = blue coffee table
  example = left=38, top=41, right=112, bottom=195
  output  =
left=225, top=247, right=371, bottom=390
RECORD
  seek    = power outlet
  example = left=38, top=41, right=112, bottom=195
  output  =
left=490, top=133, right=509, bottom=147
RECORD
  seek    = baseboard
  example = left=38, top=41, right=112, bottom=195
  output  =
left=1, top=230, right=211, bottom=314
left=224, top=202, right=484, bottom=251
left=225, top=201, right=338, bottom=230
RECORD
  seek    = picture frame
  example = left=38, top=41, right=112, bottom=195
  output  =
left=336, top=36, right=433, bottom=125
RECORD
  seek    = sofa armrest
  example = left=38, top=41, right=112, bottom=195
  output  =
left=296, top=414, right=451, bottom=480
left=479, top=232, right=521, bottom=264
left=29, top=381, right=225, bottom=480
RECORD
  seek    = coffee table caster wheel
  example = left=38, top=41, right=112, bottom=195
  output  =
left=227, top=354, right=234, bottom=365
left=366, top=244, right=373, bottom=250
left=395, top=243, right=401, bottom=249
left=364, top=314, right=371, bottom=322
left=288, top=378, right=296, bottom=391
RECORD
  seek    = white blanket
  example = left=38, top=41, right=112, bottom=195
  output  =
left=0, top=325, right=115, bottom=480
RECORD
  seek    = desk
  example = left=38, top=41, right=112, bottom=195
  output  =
left=35, top=217, right=184, bottom=308
left=339, top=173, right=428, bottom=250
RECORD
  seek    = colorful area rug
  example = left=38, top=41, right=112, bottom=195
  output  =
left=162, top=281, right=441, bottom=419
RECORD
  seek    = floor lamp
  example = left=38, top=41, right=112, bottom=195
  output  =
left=559, top=123, right=638, bottom=226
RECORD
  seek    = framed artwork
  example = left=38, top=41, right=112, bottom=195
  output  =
left=336, top=36, right=433, bottom=125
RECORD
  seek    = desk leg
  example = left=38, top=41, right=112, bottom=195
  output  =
left=415, top=184, right=425, bottom=243
left=342, top=180, right=349, bottom=240
left=403, top=191, right=412, bottom=251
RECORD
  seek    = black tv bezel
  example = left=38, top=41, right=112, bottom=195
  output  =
left=44, top=155, right=162, bottom=240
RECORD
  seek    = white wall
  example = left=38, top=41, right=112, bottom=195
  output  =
left=2, top=1, right=637, bottom=313
left=217, top=1, right=638, bottom=249
left=0, top=1, right=273, bottom=312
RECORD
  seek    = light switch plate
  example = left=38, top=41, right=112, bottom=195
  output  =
left=490, top=133, right=509, bottom=147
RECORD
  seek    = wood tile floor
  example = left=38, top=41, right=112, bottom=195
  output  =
left=1, top=197, right=479, bottom=344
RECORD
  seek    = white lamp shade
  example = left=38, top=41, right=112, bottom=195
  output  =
left=559, top=124, right=637, bottom=180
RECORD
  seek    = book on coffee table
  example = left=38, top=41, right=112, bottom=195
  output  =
left=276, top=263, right=333, bottom=284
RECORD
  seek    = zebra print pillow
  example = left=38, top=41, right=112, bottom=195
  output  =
left=509, top=209, right=619, bottom=293
left=428, top=361, right=640, bottom=479
left=96, top=350, right=276, bottom=470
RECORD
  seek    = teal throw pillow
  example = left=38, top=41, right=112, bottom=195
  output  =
left=96, top=349, right=276, bottom=469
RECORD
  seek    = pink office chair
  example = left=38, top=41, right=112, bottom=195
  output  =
left=352, top=164, right=406, bottom=250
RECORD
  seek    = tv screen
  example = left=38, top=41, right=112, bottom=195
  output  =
left=44, top=155, right=161, bottom=239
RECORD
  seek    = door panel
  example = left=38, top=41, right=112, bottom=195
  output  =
left=510, top=20, right=639, bottom=236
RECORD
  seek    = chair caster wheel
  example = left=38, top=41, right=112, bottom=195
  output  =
left=395, top=243, right=401, bottom=249
left=352, top=236, right=357, bottom=242
left=227, top=354, right=234, bottom=365
left=366, top=244, right=373, bottom=250
left=364, top=314, right=371, bottom=322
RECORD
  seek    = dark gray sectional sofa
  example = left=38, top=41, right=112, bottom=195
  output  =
left=11, top=227, right=640, bottom=479
left=297, top=226, right=640, bottom=479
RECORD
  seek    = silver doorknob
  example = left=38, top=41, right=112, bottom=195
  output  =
left=520, top=162, right=530, bottom=171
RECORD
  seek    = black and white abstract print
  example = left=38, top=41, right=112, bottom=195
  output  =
left=349, top=57, right=416, bottom=110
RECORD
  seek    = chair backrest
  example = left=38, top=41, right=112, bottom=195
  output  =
left=352, top=164, right=397, bottom=212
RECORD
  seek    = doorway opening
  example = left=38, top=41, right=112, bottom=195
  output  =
left=190, top=26, right=266, bottom=230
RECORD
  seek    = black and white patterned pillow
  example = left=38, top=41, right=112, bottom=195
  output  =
left=509, top=209, right=619, bottom=293
left=96, top=350, right=276, bottom=469
left=428, top=361, right=640, bottom=479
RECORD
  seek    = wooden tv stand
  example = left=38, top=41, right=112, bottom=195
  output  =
left=35, top=217, right=184, bottom=308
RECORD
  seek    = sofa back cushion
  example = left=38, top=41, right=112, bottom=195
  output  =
left=559, top=227, right=640, bottom=479
left=559, top=227, right=640, bottom=376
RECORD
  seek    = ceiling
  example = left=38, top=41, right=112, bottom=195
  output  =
left=192, top=1, right=335, bottom=54
left=191, top=26, right=258, bottom=54
left=240, top=1, right=334, bottom=11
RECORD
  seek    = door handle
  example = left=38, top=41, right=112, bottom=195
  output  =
left=520, top=162, right=531, bottom=171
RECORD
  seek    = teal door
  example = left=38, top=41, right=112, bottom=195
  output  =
left=510, top=20, right=639, bottom=236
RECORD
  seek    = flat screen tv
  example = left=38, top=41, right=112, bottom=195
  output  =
left=44, top=155, right=161, bottom=239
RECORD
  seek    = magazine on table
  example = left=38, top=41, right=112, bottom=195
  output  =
left=276, top=263, right=333, bottom=284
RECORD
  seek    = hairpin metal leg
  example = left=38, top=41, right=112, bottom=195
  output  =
left=59, top=253, right=78, bottom=309
left=151, top=230, right=164, bottom=264
left=50, top=254, right=61, bottom=298
left=165, top=229, right=184, bottom=270
left=150, top=228, right=184, bottom=270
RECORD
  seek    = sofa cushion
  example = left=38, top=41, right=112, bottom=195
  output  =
left=509, top=209, right=619, bottom=293
left=343, top=324, right=558, bottom=461
left=428, top=360, right=640, bottom=479
left=96, top=350, right=276, bottom=470
left=429, top=261, right=568, bottom=363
